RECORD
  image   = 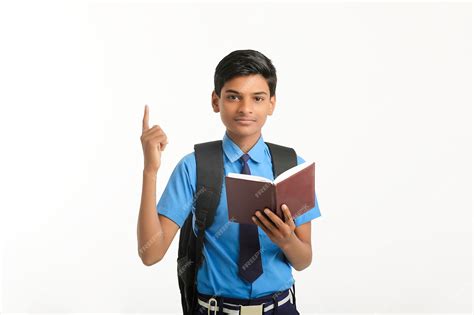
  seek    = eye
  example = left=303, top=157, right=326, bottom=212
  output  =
left=255, top=97, right=264, bottom=102
left=227, top=95, right=239, bottom=100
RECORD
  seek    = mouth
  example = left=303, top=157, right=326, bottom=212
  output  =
left=234, top=118, right=256, bottom=126
left=235, top=118, right=256, bottom=122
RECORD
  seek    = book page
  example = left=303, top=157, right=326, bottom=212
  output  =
left=274, top=161, right=314, bottom=185
left=226, top=173, right=273, bottom=183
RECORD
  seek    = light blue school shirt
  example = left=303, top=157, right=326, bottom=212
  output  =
left=156, top=131, right=322, bottom=299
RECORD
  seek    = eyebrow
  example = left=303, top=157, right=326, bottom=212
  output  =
left=224, top=89, right=268, bottom=95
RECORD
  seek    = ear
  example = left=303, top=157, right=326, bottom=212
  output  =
left=268, top=94, right=276, bottom=116
left=211, top=90, right=220, bottom=113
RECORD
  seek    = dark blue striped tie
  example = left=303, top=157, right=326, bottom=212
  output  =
left=238, top=153, right=263, bottom=283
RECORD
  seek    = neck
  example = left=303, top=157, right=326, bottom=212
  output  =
left=226, top=130, right=261, bottom=154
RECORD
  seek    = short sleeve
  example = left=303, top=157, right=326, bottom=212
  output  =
left=293, top=155, right=322, bottom=227
left=156, top=152, right=196, bottom=228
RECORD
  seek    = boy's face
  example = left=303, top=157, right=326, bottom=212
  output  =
left=212, top=74, right=276, bottom=139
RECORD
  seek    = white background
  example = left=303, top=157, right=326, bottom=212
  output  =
left=0, top=0, right=472, bottom=314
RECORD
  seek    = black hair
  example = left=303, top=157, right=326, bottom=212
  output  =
left=214, top=49, right=277, bottom=97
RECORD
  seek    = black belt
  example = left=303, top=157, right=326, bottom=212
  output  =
left=196, top=285, right=296, bottom=315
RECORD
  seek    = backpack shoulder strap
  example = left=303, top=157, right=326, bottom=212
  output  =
left=265, top=142, right=298, bottom=177
left=193, top=140, right=223, bottom=268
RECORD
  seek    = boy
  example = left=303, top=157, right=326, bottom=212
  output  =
left=137, top=49, right=321, bottom=314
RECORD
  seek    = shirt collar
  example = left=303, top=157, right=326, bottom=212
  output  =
left=222, top=131, right=266, bottom=164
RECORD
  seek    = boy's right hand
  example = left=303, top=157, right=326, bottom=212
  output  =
left=140, top=105, right=168, bottom=173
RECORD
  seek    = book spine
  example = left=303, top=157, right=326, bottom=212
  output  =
left=271, top=184, right=276, bottom=212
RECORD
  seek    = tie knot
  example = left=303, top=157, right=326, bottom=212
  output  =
left=240, top=153, right=250, bottom=163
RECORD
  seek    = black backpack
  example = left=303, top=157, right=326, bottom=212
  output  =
left=177, top=140, right=297, bottom=315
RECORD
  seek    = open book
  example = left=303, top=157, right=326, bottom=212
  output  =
left=225, top=161, right=315, bottom=225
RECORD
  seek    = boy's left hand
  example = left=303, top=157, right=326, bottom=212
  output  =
left=252, top=204, right=296, bottom=249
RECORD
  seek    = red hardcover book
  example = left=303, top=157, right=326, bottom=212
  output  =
left=225, top=161, right=315, bottom=225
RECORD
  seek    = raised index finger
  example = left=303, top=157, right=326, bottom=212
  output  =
left=142, top=104, right=149, bottom=132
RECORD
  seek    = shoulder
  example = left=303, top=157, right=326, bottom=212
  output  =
left=179, top=151, right=196, bottom=167
left=172, top=151, right=196, bottom=171
left=168, top=151, right=197, bottom=186
left=265, top=142, right=306, bottom=165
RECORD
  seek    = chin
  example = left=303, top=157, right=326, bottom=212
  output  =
left=228, top=126, right=259, bottom=138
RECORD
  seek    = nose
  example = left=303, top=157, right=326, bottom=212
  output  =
left=238, top=97, right=253, bottom=114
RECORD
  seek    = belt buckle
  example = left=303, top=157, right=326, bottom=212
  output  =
left=208, top=297, right=218, bottom=315
left=239, top=303, right=263, bottom=315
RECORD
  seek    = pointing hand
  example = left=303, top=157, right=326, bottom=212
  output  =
left=140, top=105, right=168, bottom=173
